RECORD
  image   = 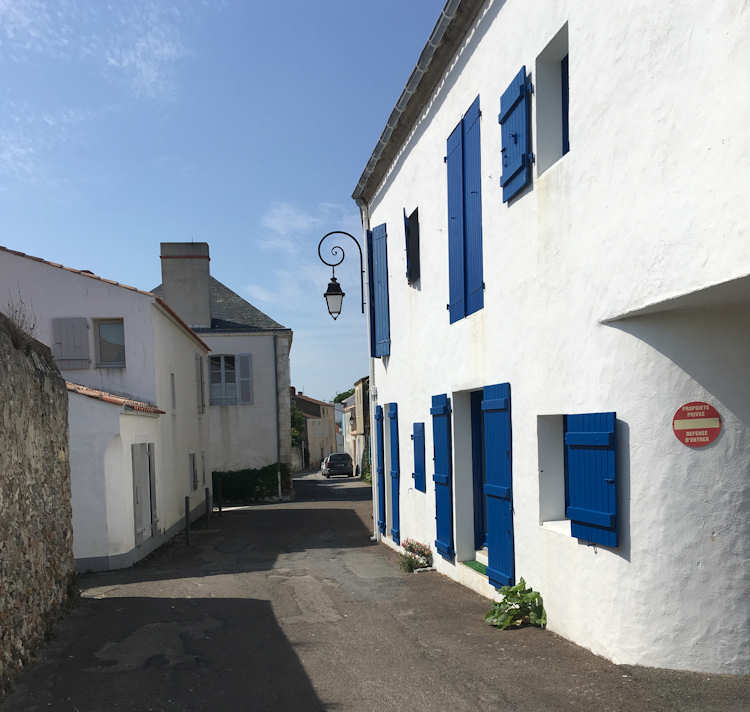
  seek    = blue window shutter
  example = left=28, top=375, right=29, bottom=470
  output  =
left=561, top=55, right=570, bottom=155
left=403, top=208, right=410, bottom=281
left=462, top=96, right=484, bottom=317
left=565, top=412, right=618, bottom=547
left=482, top=383, right=515, bottom=588
left=388, top=403, right=400, bottom=544
left=375, top=405, right=386, bottom=534
left=499, top=66, right=532, bottom=203
left=446, top=121, right=465, bottom=323
left=431, top=394, right=454, bottom=560
left=371, top=223, right=391, bottom=357
left=366, top=230, right=377, bottom=358
left=412, top=422, right=426, bottom=492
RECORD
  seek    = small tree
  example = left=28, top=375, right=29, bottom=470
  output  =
left=333, top=387, right=354, bottom=404
left=290, top=403, right=306, bottom=447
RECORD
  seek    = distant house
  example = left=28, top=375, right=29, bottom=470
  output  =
left=291, top=388, right=337, bottom=469
left=342, top=377, right=369, bottom=476
left=0, top=245, right=209, bottom=571
left=152, top=243, right=292, bottom=475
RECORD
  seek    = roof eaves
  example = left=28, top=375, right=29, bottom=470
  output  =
left=66, top=382, right=165, bottom=414
left=351, top=0, right=485, bottom=206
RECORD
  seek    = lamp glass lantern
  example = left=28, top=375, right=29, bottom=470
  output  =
left=324, top=275, right=345, bottom=320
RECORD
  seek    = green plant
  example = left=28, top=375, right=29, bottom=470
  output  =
left=213, top=463, right=290, bottom=502
left=399, top=539, right=433, bottom=572
left=485, top=578, right=547, bottom=630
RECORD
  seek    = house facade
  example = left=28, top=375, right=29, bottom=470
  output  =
left=153, top=242, right=292, bottom=475
left=343, top=377, right=370, bottom=476
left=0, top=246, right=210, bottom=571
left=292, top=389, right=337, bottom=469
left=352, top=0, right=749, bottom=675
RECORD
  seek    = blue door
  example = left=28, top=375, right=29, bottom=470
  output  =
left=388, top=403, right=400, bottom=544
left=375, top=405, right=386, bottom=535
left=431, top=394, right=454, bottom=560
left=470, top=390, right=487, bottom=549
left=482, top=383, right=514, bottom=588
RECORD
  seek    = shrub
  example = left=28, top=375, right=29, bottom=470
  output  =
left=213, top=463, right=290, bottom=503
left=485, top=577, right=547, bottom=630
left=399, top=538, right=433, bottom=572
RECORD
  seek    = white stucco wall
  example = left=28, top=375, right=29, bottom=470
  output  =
left=203, top=332, right=281, bottom=472
left=151, top=305, right=209, bottom=529
left=363, top=0, right=750, bottom=674
left=0, top=251, right=157, bottom=402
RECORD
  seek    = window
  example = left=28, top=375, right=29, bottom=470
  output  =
left=499, top=69, right=532, bottom=202
left=537, top=411, right=618, bottom=547
left=367, top=223, right=391, bottom=357
left=535, top=24, right=570, bottom=174
left=209, top=354, right=253, bottom=405
left=189, top=453, right=198, bottom=491
left=447, top=96, right=484, bottom=323
left=411, top=422, right=426, bottom=492
left=95, top=319, right=125, bottom=367
left=404, top=207, right=420, bottom=285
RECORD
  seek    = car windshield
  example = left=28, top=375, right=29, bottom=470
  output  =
left=329, top=454, right=350, bottom=463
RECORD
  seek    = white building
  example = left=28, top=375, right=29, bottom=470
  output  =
left=0, top=245, right=210, bottom=571
left=292, top=389, right=337, bottom=469
left=152, top=243, right=292, bottom=475
left=352, top=0, right=749, bottom=674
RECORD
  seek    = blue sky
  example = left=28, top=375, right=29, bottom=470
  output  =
left=0, top=0, right=444, bottom=400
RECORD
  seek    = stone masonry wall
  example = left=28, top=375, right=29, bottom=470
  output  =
left=0, top=313, right=74, bottom=692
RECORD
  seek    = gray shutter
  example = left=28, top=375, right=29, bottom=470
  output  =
left=238, top=353, right=253, bottom=404
left=52, top=317, right=90, bottom=369
left=195, top=354, right=205, bottom=413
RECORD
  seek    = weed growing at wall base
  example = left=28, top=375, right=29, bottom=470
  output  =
left=485, top=578, right=547, bottom=630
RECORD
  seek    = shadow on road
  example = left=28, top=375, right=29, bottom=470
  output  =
left=0, top=596, right=329, bottom=712
left=293, top=476, right=373, bottom=502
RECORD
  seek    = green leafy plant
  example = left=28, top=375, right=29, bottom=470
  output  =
left=399, top=539, right=433, bottom=572
left=485, top=578, right=547, bottom=630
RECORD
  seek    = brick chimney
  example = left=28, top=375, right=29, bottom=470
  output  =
left=160, top=242, right=211, bottom=329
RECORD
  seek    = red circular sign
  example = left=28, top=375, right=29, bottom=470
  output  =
left=672, top=402, right=721, bottom=448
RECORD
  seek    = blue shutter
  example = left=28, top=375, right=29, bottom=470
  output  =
left=482, top=383, right=514, bottom=588
left=462, top=97, right=484, bottom=317
left=499, top=66, right=532, bottom=203
left=371, top=223, right=391, bottom=357
left=375, top=405, right=386, bottom=534
left=446, top=122, right=465, bottom=323
left=431, top=394, right=454, bottom=560
left=565, top=412, right=618, bottom=547
left=403, top=208, right=410, bottom=281
left=388, top=403, right=400, bottom=544
left=366, top=230, right=377, bottom=358
left=412, top=422, right=426, bottom=492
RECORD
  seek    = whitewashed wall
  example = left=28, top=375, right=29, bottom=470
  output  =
left=203, top=332, right=283, bottom=472
left=0, top=252, right=157, bottom=402
left=364, top=0, right=750, bottom=674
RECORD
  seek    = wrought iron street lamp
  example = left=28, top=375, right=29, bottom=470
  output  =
left=317, top=230, right=364, bottom=320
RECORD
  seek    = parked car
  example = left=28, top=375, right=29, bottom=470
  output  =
left=322, top=452, right=354, bottom=478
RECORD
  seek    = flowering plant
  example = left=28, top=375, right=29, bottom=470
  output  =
left=399, top=538, right=433, bottom=572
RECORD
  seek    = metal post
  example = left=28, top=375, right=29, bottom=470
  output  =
left=184, top=495, right=191, bottom=546
left=277, top=470, right=282, bottom=499
left=217, top=476, right=223, bottom=516
left=205, top=486, right=211, bottom=525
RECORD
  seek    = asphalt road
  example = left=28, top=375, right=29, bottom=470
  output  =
left=2, top=472, right=747, bottom=711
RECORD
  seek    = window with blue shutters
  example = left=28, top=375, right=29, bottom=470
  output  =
left=367, top=223, right=390, bottom=357
left=446, top=96, right=484, bottom=324
left=375, top=405, right=386, bottom=535
left=412, top=422, right=426, bottom=492
left=565, top=412, right=618, bottom=548
left=536, top=24, right=570, bottom=174
left=431, top=394, right=454, bottom=560
left=499, top=67, right=532, bottom=202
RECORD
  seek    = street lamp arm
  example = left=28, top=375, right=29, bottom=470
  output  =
left=318, top=231, right=365, bottom=315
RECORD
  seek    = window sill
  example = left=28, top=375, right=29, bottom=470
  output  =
left=541, top=519, right=571, bottom=537
left=95, top=363, right=126, bottom=369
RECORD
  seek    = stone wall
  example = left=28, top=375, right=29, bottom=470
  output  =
left=0, top=313, right=75, bottom=692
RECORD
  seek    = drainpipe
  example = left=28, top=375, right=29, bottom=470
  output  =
left=273, top=334, right=282, bottom=498
left=356, top=196, right=378, bottom=540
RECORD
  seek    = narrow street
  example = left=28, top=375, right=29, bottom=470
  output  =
left=2, top=474, right=746, bottom=712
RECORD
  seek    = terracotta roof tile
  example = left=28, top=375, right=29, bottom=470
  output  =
left=66, top=382, right=165, bottom=414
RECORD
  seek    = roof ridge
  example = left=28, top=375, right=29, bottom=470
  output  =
left=66, top=381, right=165, bottom=414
